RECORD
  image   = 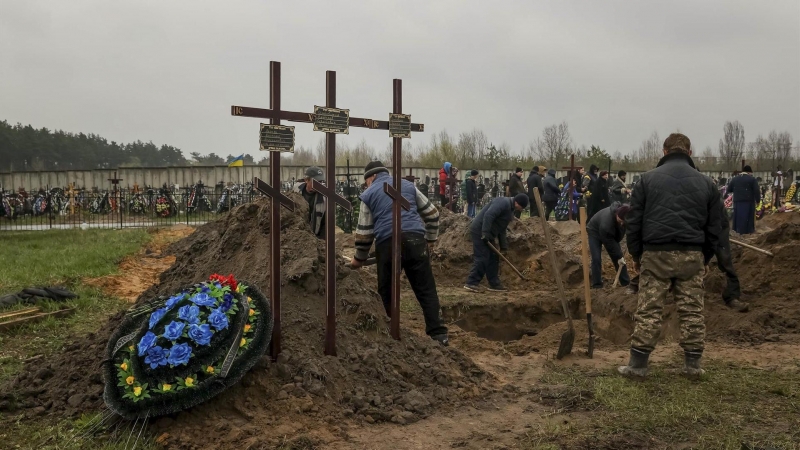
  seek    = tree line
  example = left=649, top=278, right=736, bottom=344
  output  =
left=2, top=119, right=797, bottom=173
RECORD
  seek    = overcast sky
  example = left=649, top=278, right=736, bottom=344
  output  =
left=1, top=0, right=798, bottom=161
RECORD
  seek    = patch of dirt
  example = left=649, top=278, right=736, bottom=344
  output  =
left=0, top=195, right=488, bottom=450
left=83, top=226, right=194, bottom=302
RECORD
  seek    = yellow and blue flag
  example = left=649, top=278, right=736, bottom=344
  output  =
left=227, top=154, right=244, bottom=167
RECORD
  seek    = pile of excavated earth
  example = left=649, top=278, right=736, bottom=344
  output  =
left=2, top=197, right=799, bottom=448
left=1, top=195, right=487, bottom=449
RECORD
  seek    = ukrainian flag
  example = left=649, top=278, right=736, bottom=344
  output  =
left=228, top=154, right=244, bottom=167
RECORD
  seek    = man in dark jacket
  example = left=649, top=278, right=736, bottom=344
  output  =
left=464, top=194, right=528, bottom=292
left=527, top=166, right=543, bottom=217
left=583, top=164, right=600, bottom=220
left=466, top=169, right=479, bottom=218
left=508, top=168, right=526, bottom=218
left=620, top=133, right=723, bottom=379
left=610, top=170, right=630, bottom=204
left=542, top=169, right=561, bottom=220
left=297, top=166, right=326, bottom=239
left=587, top=202, right=631, bottom=288
left=726, top=165, right=760, bottom=235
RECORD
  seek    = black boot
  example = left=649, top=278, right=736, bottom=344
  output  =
left=682, top=350, right=705, bottom=378
left=617, top=348, right=650, bottom=378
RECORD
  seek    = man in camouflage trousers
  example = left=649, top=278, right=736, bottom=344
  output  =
left=621, top=133, right=723, bottom=379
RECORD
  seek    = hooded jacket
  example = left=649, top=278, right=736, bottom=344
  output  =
left=439, top=162, right=452, bottom=196
left=527, top=171, right=543, bottom=200
left=726, top=173, right=761, bottom=204
left=542, top=169, right=561, bottom=203
left=626, top=152, right=723, bottom=264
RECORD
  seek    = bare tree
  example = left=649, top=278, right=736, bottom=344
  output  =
left=636, top=131, right=661, bottom=167
left=535, top=121, right=572, bottom=169
left=718, top=121, right=746, bottom=170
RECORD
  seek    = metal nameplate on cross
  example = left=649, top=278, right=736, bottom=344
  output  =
left=259, top=124, right=295, bottom=152
left=389, top=113, right=412, bottom=139
left=313, top=106, right=350, bottom=134
left=232, top=105, right=425, bottom=133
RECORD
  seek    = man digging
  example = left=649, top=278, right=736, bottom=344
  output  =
left=463, top=194, right=528, bottom=293
left=620, top=133, right=723, bottom=379
left=296, top=166, right=326, bottom=240
left=351, top=161, right=449, bottom=346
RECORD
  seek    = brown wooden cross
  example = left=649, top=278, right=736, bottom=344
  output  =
left=108, top=171, right=123, bottom=214
left=66, top=182, right=79, bottom=215
left=444, top=175, right=459, bottom=212
left=561, top=155, right=582, bottom=221
left=403, top=167, right=419, bottom=184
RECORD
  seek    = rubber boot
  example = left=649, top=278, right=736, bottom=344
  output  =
left=682, top=351, right=705, bottom=378
left=617, top=348, right=649, bottom=378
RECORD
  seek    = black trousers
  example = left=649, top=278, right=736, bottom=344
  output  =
left=544, top=201, right=557, bottom=220
left=375, top=233, right=447, bottom=336
left=589, top=235, right=629, bottom=288
left=466, top=231, right=502, bottom=288
left=716, top=227, right=741, bottom=303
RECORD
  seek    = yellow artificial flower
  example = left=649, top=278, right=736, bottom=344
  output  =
left=240, top=338, right=246, bottom=347
left=161, top=383, right=172, bottom=392
left=249, top=309, right=255, bottom=317
left=126, top=376, right=135, bottom=385
left=128, top=345, right=134, bottom=352
left=185, top=377, right=194, bottom=387
left=244, top=324, right=251, bottom=332
left=133, top=386, right=142, bottom=397
left=120, top=362, right=128, bottom=371
left=206, top=366, right=215, bottom=374
left=236, top=285, right=243, bottom=293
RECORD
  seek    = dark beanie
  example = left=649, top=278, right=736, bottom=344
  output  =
left=618, top=170, right=627, bottom=177
left=470, top=169, right=479, bottom=176
left=513, top=193, right=529, bottom=208
left=363, top=160, right=389, bottom=179
left=743, top=165, right=753, bottom=173
left=616, top=204, right=631, bottom=220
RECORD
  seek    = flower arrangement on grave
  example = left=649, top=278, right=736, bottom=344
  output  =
left=103, top=274, right=272, bottom=420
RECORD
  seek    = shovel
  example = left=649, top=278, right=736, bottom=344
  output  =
left=612, top=259, right=627, bottom=288
left=486, top=241, right=529, bottom=280
left=533, top=190, right=574, bottom=359
left=578, top=207, right=594, bottom=358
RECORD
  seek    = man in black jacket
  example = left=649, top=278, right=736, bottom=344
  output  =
left=466, top=170, right=479, bottom=218
left=464, top=194, right=528, bottom=292
left=527, top=166, right=543, bottom=217
left=508, top=168, right=526, bottom=218
left=620, top=133, right=722, bottom=379
left=542, top=169, right=561, bottom=220
left=587, top=202, right=631, bottom=288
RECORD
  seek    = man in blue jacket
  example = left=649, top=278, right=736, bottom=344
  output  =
left=463, top=194, right=528, bottom=292
left=351, top=161, right=449, bottom=346
left=726, top=165, right=760, bottom=235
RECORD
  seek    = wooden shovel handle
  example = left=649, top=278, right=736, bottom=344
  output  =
left=579, top=207, right=591, bottom=314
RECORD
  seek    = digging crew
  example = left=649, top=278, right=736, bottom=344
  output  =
left=621, top=133, right=723, bottom=379
left=542, top=169, right=561, bottom=220
left=508, top=168, right=526, bottom=218
left=526, top=166, right=543, bottom=217
left=726, top=165, right=760, bottom=235
left=352, top=161, right=449, bottom=346
left=464, top=194, right=528, bottom=293
left=466, top=169, right=479, bottom=218
left=586, top=202, right=631, bottom=289
left=296, top=166, right=326, bottom=239
left=610, top=170, right=630, bottom=204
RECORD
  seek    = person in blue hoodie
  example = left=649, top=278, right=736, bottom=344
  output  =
left=463, top=194, right=528, bottom=292
left=352, top=161, right=449, bottom=346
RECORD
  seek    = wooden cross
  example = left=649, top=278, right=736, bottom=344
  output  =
left=561, top=155, right=582, bottom=221
left=444, top=175, right=459, bottom=212
left=108, top=171, right=123, bottom=214
left=66, top=182, right=79, bottom=215
left=403, top=167, right=419, bottom=184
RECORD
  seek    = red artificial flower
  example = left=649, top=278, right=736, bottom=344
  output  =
left=225, top=274, right=238, bottom=292
left=208, top=273, right=238, bottom=291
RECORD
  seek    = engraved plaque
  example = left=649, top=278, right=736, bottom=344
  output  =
left=313, top=106, right=350, bottom=134
left=259, top=124, right=295, bottom=152
left=388, top=113, right=411, bottom=138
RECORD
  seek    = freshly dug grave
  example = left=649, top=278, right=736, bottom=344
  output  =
left=433, top=208, right=583, bottom=289
left=0, top=195, right=488, bottom=449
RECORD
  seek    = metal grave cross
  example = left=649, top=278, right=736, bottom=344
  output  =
left=561, top=155, right=582, bottom=221
left=108, top=171, right=123, bottom=216
left=231, top=62, right=425, bottom=353
left=66, top=182, right=79, bottom=215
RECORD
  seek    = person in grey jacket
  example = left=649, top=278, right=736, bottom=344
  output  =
left=464, top=194, right=528, bottom=292
left=610, top=170, right=630, bottom=204
left=541, top=169, right=561, bottom=220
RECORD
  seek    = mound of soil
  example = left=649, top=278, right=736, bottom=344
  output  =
left=432, top=208, right=583, bottom=289
left=1, top=195, right=488, bottom=449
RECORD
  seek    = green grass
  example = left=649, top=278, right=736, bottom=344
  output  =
left=525, top=361, right=800, bottom=449
left=0, top=229, right=150, bottom=381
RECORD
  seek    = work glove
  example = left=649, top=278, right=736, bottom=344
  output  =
left=481, top=234, right=490, bottom=244
left=617, top=258, right=627, bottom=267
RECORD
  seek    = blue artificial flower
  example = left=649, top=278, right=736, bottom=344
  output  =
left=220, top=292, right=234, bottom=312
left=166, top=342, right=193, bottom=366
left=162, top=320, right=186, bottom=341
left=214, top=282, right=222, bottom=290
left=144, top=345, right=168, bottom=369
left=190, top=292, right=216, bottom=307
left=208, top=308, right=229, bottom=331
left=200, top=285, right=210, bottom=293
left=137, top=331, right=158, bottom=356
left=178, top=305, right=200, bottom=324
left=165, top=293, right=185, bottom=310
left=148, top=308, right=167, bottom=329
left=187, top=323, right=213, bottom=346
